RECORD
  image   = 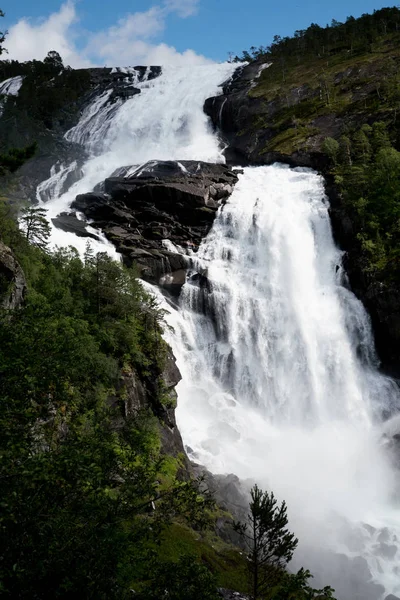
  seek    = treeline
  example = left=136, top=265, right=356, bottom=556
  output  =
left=234, top=6, right=400, bottom=62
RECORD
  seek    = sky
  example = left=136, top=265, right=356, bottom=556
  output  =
left=1, top=0, right=396, bottom=67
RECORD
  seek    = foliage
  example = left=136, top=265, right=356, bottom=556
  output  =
left=0, top=51, right=91, bottom=130
left=136, top=555, right=220, bottom=600
left=234, top=485, right=335, bottom=600
left=20, top=206, right=51, bottom=249
left=322, top=137, right=339, bottom=165
left=0, top=204, right=176, bottom=597
left=0, top=8, right=5, bottom=56
left=326, top=121, right=400, bottom=280
left=234, top=484, right=298, bottom=599
left=0, top=143, right=36, bottom=175
left=234, top=7, right=400, bottom=62
left=271, top=569, right=335, bottom=600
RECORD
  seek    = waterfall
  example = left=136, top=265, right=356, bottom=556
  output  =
left=158, top=165, right=400, bottom=599
left=36, top=63, right=400, bottom=599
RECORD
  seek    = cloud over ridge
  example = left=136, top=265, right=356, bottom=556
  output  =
left=5, top=0, right=211, bottom=68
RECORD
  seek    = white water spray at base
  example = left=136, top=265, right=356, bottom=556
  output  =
left=157, top=164, right=400, bottom=598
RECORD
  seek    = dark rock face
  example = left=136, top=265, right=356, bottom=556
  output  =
left=204, top=62, right=328, bottom=170
left=0, top=66, right=163, bottom=204
left=114, top=346, right=187, bottom=464
left=0, top=241, right=26, bottom=310
left=51, top=212, right=101, bottom=240
left=70, top=160, right=238, bottom=294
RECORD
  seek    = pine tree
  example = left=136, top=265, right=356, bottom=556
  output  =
left=234, top=484, right=298, bottom=600
left=20, top=207, right=51, bottom=250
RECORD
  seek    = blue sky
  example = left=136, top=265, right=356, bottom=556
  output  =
left=2, top=0, right=396, bottom=66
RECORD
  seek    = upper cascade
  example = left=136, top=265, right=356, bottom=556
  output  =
left=34, top=63, right=238, bottom=253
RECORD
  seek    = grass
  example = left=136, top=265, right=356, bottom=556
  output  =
left=158, top=522, right=249, bottom=592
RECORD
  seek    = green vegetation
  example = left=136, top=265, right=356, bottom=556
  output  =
left=235, top=7, right=400, bottom=65
left=234, top=485, right=334, bottom=600
left=325, top=122, right=400, bottom=280
left=233, top=7, right=400, bottom=155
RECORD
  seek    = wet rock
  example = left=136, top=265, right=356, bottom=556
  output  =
left=291, top=548, right=386, bottom=600
left=110, top=85, right=140, bottom=101
left=159, top=269, right=187, bottom=296
left=378, top=542, right=397, bottom=559
left=0, top=241, right=26, bottom=310
left=72, top=160, right=238, bottom=294
left=52, top=212, right=100, bottom=240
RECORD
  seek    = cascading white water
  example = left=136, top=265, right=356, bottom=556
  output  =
left=36, top=62, right=400, bottom=598
left=158, top=164, right=400, bottom=599
left=38, top=63, right=236, bottom=253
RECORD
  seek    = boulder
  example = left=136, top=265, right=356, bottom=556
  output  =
left=51, top=212, right=100, bottom=240
left=71, top=160, right=238, bottom=294
left=0, top=241, right=26, bottom=310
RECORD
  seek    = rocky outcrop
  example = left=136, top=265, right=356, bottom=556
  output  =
left=68, top=160, right=238, bottom=295
left=327, top=178, right=400, bottom=375
left=204, top=61, right=329, bottom=169
left=110, top=343, right=187, bottom=464
left=0, top=241, right=26, bottom=310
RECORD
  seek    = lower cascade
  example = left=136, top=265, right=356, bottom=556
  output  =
left=159, top=164, right=400, bottom=600
left=33, top=62, right=400, bottom=599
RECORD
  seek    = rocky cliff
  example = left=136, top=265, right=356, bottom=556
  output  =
left=0, top=241, right=26, bottom=310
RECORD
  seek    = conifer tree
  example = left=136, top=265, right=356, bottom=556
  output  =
left=234, top=484, right=298, bottom=600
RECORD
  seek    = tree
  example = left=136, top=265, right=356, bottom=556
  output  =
left=0, top=9, right=6, bottom=56
left=43, top=50, right=64, bottom=70
left=20, top=207, right=51, bottom=250
left=322, top=137, right=340, bottom=165
left=234, top=484, right=298, bottom=600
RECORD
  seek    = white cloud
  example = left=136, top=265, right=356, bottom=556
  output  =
left=163, top=0, right=200, bottom=18
left=6, top=1, right=92, bottom=68
left=5, top=0, right=210, bottom=68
